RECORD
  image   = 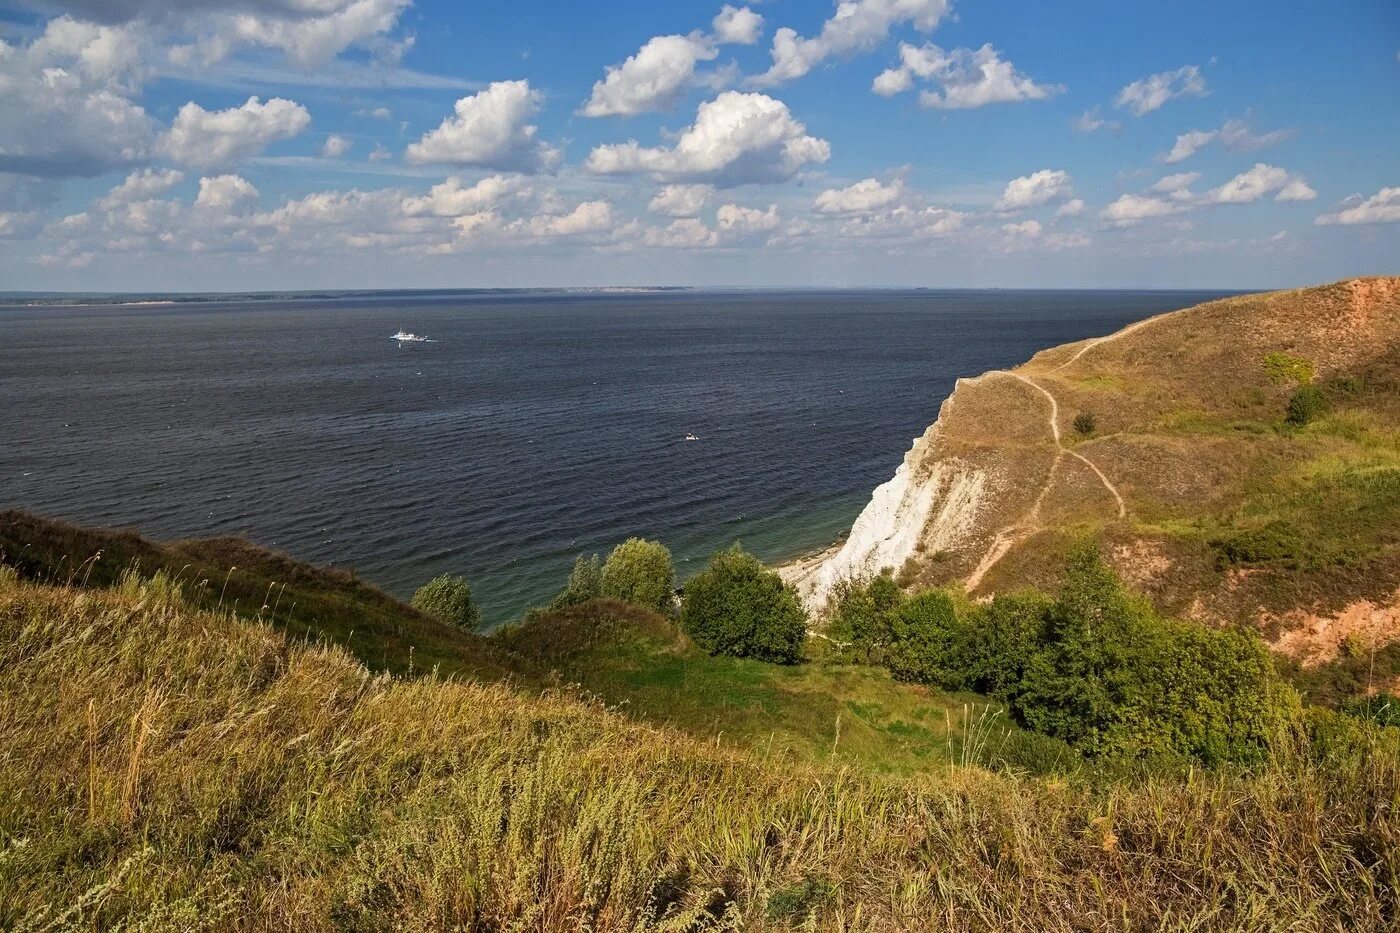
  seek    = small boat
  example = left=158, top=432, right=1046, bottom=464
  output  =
left=684, top=433, right=700, bottom=441
left=391, top=329, right=428, bottom=343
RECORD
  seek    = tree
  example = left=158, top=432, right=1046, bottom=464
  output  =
left=682, top=544, right=808, bottom=663
left=828, top=570, right=903, bottom=660
left=552, top=553, right=602, bottom=609
left=411, top=574, right=482, bottom=631
left=964, top=591, right=1052, bottom=701
left=600, top=538, right=675, bottom=613
left=882, top=589, right=971, bottom=688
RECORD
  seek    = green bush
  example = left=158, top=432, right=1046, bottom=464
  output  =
left=1072, top=411, right=1097, bottom=435
left=963, top=591, right=1052, bottom=702
left=1343, top=694, right=1400, bottom=728
left=411, top=574, right=482, bottom=631
left=1285, top=384, right=1326, bottom=426
left=552, top=553, right=602, bottom=609
left=1263, top=352, right=1314, bottom=385
left=600, top=538, right=675, bottom=613
left=828, top=571, right=903, bottom=660
left=682, top=544, right=807, bottom=664
left=883, top=590, right=971, bottom=689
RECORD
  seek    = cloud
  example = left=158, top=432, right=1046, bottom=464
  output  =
left=1072, top=108, right=1119, bottom=134
left=752, top=0, right=951, bottom=86
left=1100, top=193, right=1188, bottom=227
left=320, top=134, right=352, bottom=158
left=579, top=34, right=721, bottom=117
left=644, top=217, right=720, bottom=248
left=1315, top=187, right=1400, bottom=225
left=0, top=16, right=156, bottom=177
left=716, top=202, right=780, bottom=232
left=584, top=91, right=829, bottom=186
left=1054, top=198, right=1085, bottom=218
left=1162, top=117, right=1291, bottom=163
left=405, top=80, right=559, bottom=173
left=1204, top=163, right=1314, bottom=204
left=712, top=5, right=763, bottom=45
left=814, top=177, right=906, bottom=214
left=209, top=0, right=411, bottom=67
left=1114, top=64, right=1207, bottom=116
left=194, top=173, right=259, bottom=212
left=648, top=184, right=714, bottom=217
left=994, top=169, right=1072, bottom=211
left=0, top=211, right=45, bottom=239
left=160, top=96, right=310, bottom=169
left=355, top=106, right=393, bottom=120
left=1102, top=164, right=1315, bottom=226
left=97, top=168, right=184, bottom=208
left=873, top=43, right=1060, bottom=109
left=400, top=175, right=529, bottom=217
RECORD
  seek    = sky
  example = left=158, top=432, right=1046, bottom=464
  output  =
left=0, top=0, right=1396, bottom=291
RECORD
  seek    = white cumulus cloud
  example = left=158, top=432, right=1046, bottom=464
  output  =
left=194, top=174, right=259, bottom=212
left=1162, top=118, right=1291, bottom=164
left=995, top=169, right=1072, bottom=211
left=1315, top=187, right=1400, bottom=225
left=160, top=95, right=310, bottom=169
left=814, top=177, right=906, bottom=214
left=873, top=43, right=1060, bottom=109
left=406, top=80, right=558, bottom=173
left=584, top=91, right=829, bottom=186
left=320, top=134, right=352, bottom=158
left=753, top=0, right=951, bottom=86
left=1114, top=65, right=1207, bottom=116
left=712, top=5, right=763, bottom=45
left=1205, top=163, right=1313, bottom=204
left=97, top=168, right=184, bottom=209
left=717, top=202, right=780, bottom=232
left=648, top=184, right=714, bottom=217
left=579, top=34, right=720, bottom=117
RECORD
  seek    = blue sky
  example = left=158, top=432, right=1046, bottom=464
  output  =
left=1, top=0, right=1396, bottom=290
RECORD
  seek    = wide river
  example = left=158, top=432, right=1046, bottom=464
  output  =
left=1, top=288, right=1237, bottom=624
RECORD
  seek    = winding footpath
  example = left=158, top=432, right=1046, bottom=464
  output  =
left=964, top=370, right=1127, bottom=593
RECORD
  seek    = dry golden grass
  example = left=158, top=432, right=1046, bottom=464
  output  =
left=2, top=572, right=1396, bottom=931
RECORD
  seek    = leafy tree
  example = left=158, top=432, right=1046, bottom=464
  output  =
left=682, top=544, right=807, bottom=663
left=883, top=589, right=971, bottom=689
left=600, top=538, right=675, bottom=613
left=828, top=570, right=903, bottom=660
left=1286, top=384, right=1326, bottom=426
left=963, top=591, right=1052, bottom=701
left=411, top=574, right=482, bottom=631
left=552, top=553, right=602, bottom=609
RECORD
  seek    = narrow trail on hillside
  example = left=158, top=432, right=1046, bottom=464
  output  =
left=1050, top=312, right=1164, bottom=373
left=964, top=370, right=1126, bottom=593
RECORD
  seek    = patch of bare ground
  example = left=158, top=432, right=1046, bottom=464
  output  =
left=1271, top=590, right=1400, bottom=674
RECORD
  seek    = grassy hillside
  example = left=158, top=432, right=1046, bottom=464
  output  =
left=878, top=278, right=1400, bottom=695
left=0, top=510, right=515, bottom=681
left=3, top=571, right=1397, bottom=930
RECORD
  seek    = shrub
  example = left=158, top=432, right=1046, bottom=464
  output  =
left=963, top=591, right=1052, bottom=701
left=1263, top=352, right=1314, bottom=385
left=682, top=544, right=807, bottom=663
left=828, top=570, right=903, bottom=659
left=1072, top=411, right=1097, bottom=435
left=411, top=575, right=482, bottom=631
left=1013, top=548, right=1296, bottom=763
left=552, top=553, right=602, bottom=609
left=600, top=538, right=675, bottom=613
left=1286, top=384, right=1326, bottom=426
left=883, top=589, right=971, bottom=689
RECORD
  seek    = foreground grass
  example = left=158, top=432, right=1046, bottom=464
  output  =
left=2, top=574, right=1396, bottom=931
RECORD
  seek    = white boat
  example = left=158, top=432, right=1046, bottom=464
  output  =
left=391, top=329, right=428, bottom=343
left=684, top=433, right=700, bottom=441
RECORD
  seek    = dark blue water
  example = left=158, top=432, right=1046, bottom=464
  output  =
left=1, top=289, right=1237, bottom=624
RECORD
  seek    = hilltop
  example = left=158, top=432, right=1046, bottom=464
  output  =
left=788, top=278, right=1400, bottom=699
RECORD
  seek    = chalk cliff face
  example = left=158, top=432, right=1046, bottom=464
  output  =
left=785, top=278, right=1400, bottom=664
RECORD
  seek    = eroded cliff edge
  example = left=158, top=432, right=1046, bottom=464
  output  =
left=784, top=277, right=1400, bottom=676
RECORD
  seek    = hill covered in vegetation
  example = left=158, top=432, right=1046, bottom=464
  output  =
left=788, top=277, right=1400, bottom=704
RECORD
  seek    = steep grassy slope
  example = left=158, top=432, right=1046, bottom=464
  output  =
left=0, top=511, right=1046, bottom=773
left=0, top=509, right=515, bottom=680
left=3, top=572, right=1396, bottom=931
left=792, top=278, right=1400, bottom=690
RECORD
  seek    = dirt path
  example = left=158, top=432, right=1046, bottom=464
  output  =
left=1051, top=313, right=1164, bottom=373
left=964, top=370, right=1126, bottom=592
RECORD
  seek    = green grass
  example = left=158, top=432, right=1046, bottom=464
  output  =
left=490, top=600, right=1042, bottom=774
left=2, top=572, right=1396, bottom=930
